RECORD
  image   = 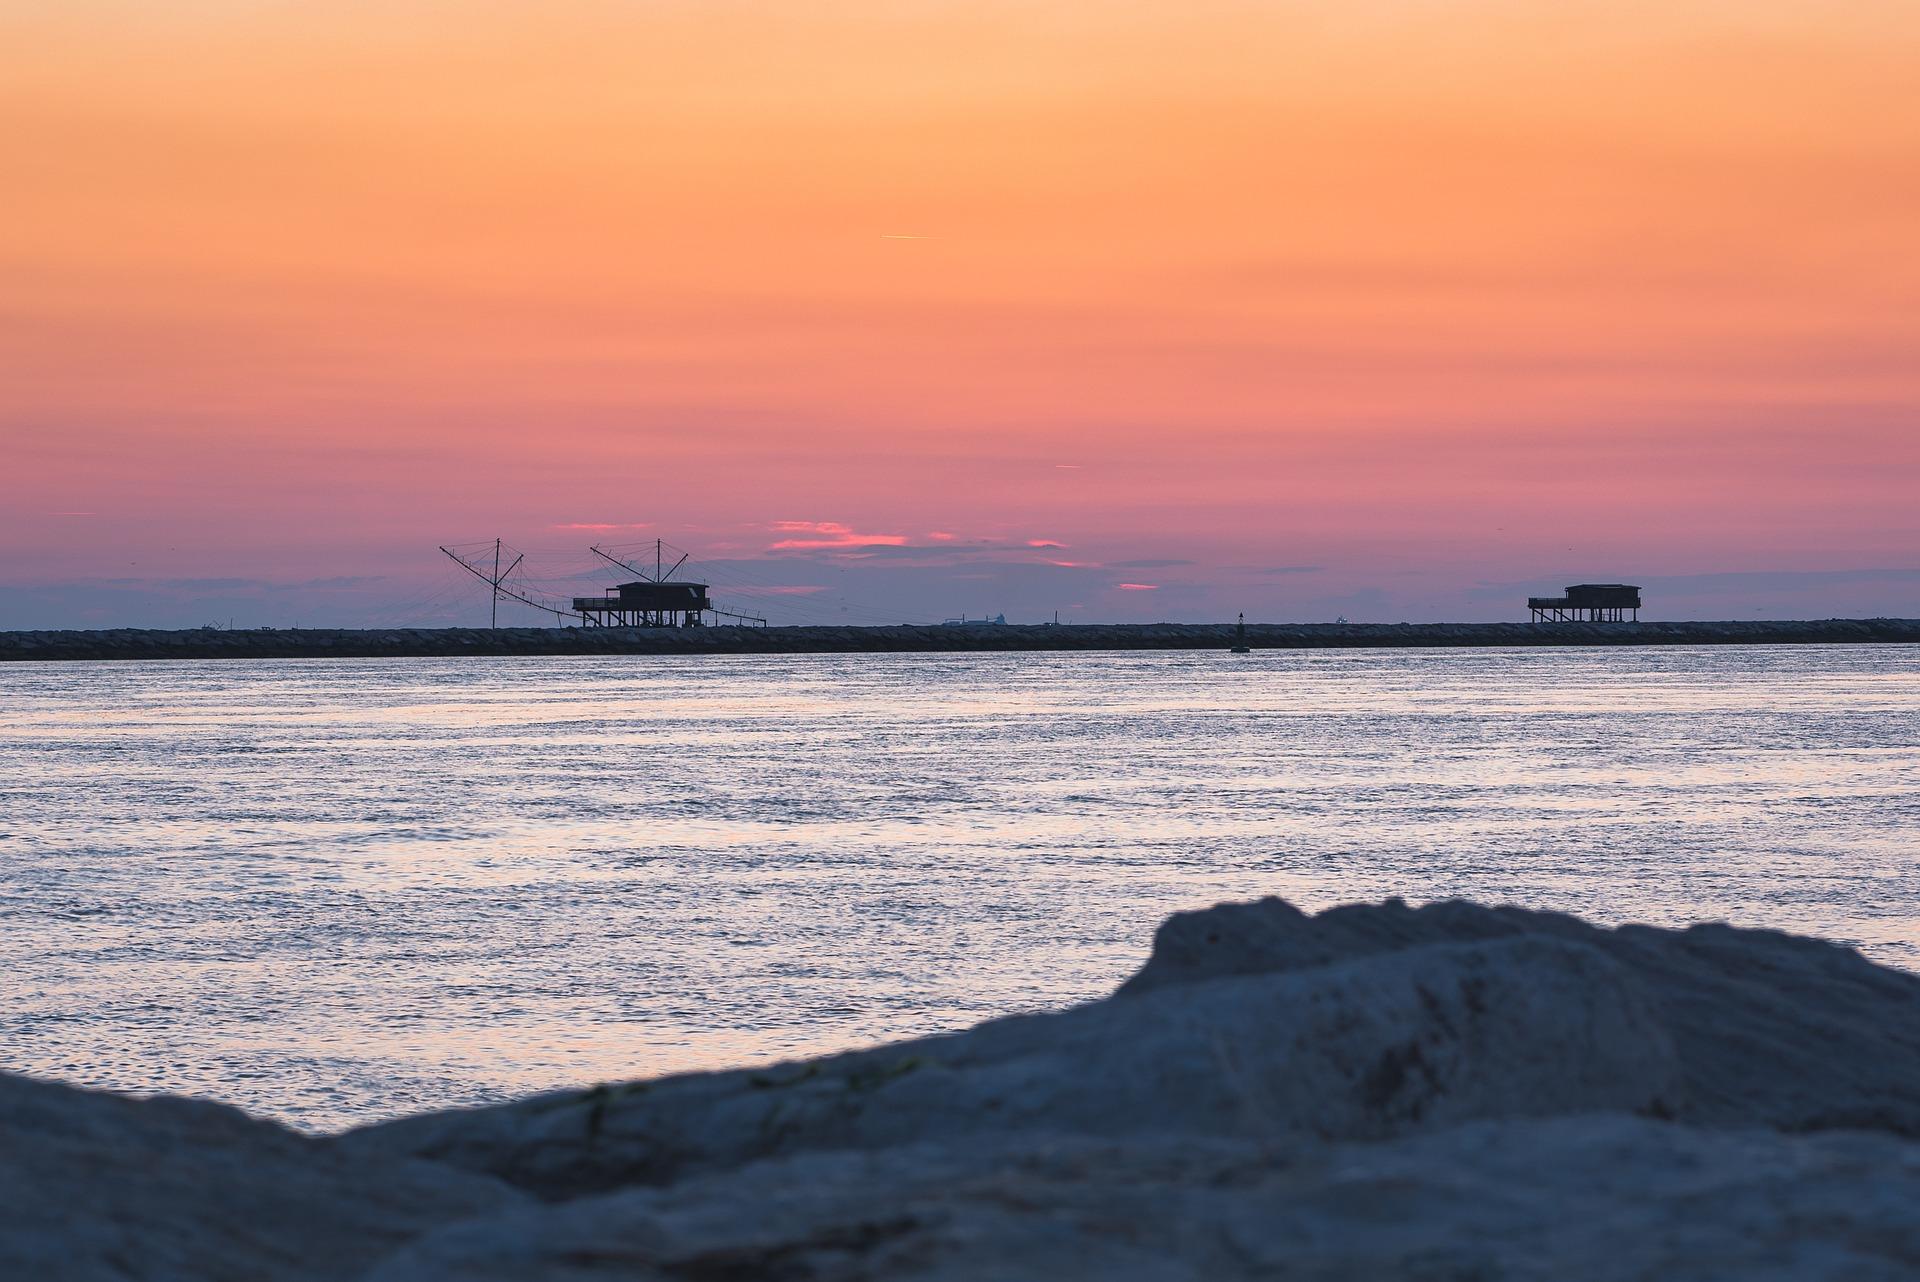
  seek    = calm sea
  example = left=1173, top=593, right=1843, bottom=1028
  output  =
left=3, top=645, right=1917, bottom=1130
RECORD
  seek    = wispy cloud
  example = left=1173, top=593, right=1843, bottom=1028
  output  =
left=769, top=520, right=909, bottom=550
left=1027, top=539, right=1068, bottom=548
left=1111, top=558, right=1193, bottom=569
left=771, top=543, right=996, bottom=564
left=301, top=575, right=389, bottom=589
left=1116, top=582, right=1159, bottom=591
left=553, top=522, right=652, bottom=531
left=148, top=577, right=261, bottom=590
left=79, top=574, right=390, bottom=592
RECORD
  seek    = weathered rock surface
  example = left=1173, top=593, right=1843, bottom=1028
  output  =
left=363, top=1122, right=1920, bottom=1281
left=10, top=896, right=1920, bottom=1279
left=0, top=1070, right=519, bottom=1281
left=336, top=935, right=1681, bottom=1199
left=1125, top=896, right=1920, bottom=1135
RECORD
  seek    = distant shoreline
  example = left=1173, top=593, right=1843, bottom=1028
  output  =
left=2, top=618, right=1917, bottom=661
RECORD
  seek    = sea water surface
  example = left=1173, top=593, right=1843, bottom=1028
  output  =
left=3, top=645, right=1918, bottom=1131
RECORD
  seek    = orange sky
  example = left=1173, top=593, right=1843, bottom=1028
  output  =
left=3, top=1, right=1917, bottom=624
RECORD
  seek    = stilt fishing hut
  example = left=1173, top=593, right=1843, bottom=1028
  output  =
left=1528, top=584, right=1642, bottom=623
left=572, top=580, right=713, bottom=627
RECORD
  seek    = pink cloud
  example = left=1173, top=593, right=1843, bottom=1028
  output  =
left=1047, top=559, right=1093, bottom=568
left=553, top=522, right=652, bottom=531
left=769, top=520, right=909, bottom=550
left=1027, top=539, right=1067, bottom=548
left=1117, top=582, right=1158, bottom=591
left=927, top=531, right=958, bottom=541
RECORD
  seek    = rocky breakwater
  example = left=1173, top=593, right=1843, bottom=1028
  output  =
left=13, top=896, right=1920, bottom=1278
left=4, top=617, right=1920, bottom=661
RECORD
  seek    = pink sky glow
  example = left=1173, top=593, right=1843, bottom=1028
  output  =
left=2, top=2, right=1916, bottom=627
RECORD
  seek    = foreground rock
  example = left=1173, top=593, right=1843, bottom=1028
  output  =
left=364, top=1121, right=1920, bottom=1281
left=1125, top=897, right=1920, bottom=1135
left=11, top=897, right=1920, bottom=1279
left=339, top=934, right=1682, bottom=1198
left=0, top=1071, right=517, bottom=1281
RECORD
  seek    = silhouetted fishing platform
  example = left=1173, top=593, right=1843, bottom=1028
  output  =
left=1529, top=584, right=1642, bottom=623
left=572, top=580, right=713, bottom=628
left=4, top=619, right=1918, bottom=662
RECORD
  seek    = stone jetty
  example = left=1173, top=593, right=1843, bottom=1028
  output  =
left=4, top=616, right=1919, bottom=661
left=11, top=895, right=1920, bottom=1278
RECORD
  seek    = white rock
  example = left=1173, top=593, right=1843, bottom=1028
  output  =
left=338, top=935, right=1680, bottom=1198
left=0, top=1071, right=519, bottom=1282
left=365, top=1119, right=1920, bottom=1281
left=1124, top=897, right=1920, bottom=1133
left=11, top=896, right=1920, bottom=1280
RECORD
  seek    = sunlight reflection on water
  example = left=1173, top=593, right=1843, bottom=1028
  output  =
left=2, top=644, right=1917, bottom=1130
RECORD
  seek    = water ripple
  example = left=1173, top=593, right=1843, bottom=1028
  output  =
left=1, top=644, right=1917, bottom=1130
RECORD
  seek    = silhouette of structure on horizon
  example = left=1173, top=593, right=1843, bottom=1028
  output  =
left=442, top=536, right=765, bottom=628
left=573, top=579, right=714, bottom=627
left=1528, top=583, right=1642, bottom=623
left=577, top=540, right=766, bottom=628
left=441, top=540, right=576, bottom=627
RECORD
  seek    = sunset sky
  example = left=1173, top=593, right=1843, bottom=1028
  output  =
left=3, top=0, right=1917, bottom=626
